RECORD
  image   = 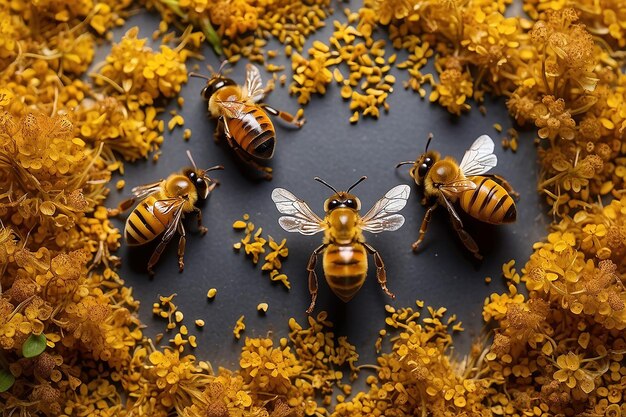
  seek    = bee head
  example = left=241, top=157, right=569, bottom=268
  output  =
left=190, top=62, right=236, bottom=101
left=315, top=176, right=365, bottom=212
left=184, top=151, right=224, bottom=199
left=412, top=151, right=440, bottom=185
left=200, top=77, right=236, bottom=100
left=396, top=133, right=439, bottom=186
left=324, top=192, right=361, bottom=212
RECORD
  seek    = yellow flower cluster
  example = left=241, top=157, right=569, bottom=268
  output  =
left=478, top=197, right=626, bottom=416
left=117, top=313, right=357, bottom=416
left=95, top=27, right=190, bottom=106
left=145, top=0, right=331, bottom=59
left=525, top=201, right=626, bottom=329
left=122, top=347, right=213, bottom=417
left=0, top=3, right=201, bottom=414
left=239, top=337, right=303, bottom=393
left=290, top=15, right=398, bottom=122
left=524, top=0, right=626, bottom=48
left=0, top=9, right=22, bottom=67
left=333, top=304, right=479, bottom=417
left=0, top=111, right=112, bottom=248
left=290, top=50, right=335, bottom=105
left=88, top=27, right=206, bottom=162
left=429, top=60, right=474, bottom=116
left=1, top=205, right=141, bottom=416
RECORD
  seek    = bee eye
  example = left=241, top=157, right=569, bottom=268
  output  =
left=201, top=86, right=211, bottom=99
left=187, top=171, right=197, bottom=181
left=345, top=199, right=357, bottom=209
left=418, top=157, right=434, bottom=177
left=195, top=178, right=208, bottom=197
left=328, top=200, right=340, bottom=210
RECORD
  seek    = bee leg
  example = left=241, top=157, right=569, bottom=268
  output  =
left=107, top=197, right=136, bottom=217
left=485, top=174, right=519, bottom=200
left=363, top=242, right=395, bottom=299
left=177, top=222, right=186, bottom=272
left=261, top=104, right=306, bottom=128
left=233, top=147, right=273, bottom=180
left=441, top=194, right=483, bottom=260
left=306, top=244, right=326, bottom=314
left=207, top=179, right=220, bottom=193
left=147, top=234, right=175, bottom=276
left=412, top=204, right=438, bottom=251
left=193, top=207, right=208, bottom=235
left=214, top=118, right=225, bottom=143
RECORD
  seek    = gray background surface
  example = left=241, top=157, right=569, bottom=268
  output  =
left=105, top=7, right=547, bottom=371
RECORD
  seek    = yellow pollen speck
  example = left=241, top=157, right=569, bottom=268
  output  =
left=174, top=311, right=184, bottom=323
left=233, top=220, right=247, bottom=229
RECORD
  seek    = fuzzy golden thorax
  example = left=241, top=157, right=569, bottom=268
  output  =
left=322, top=192, right=362, bottom=244
left=199, top=75, right=242, bottom=118
left=163, top=173, right=198, bottom=212
left=423, top=157, right=461, bottom=200
left=207, top=85, right=244, bottom=118
left=163, top=167, right=218, bottom=211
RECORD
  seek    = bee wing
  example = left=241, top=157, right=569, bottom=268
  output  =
left=217, top=99, right=246, bottom=119
left=360, top=184, right=411, bottom=233
left=439, top=179, right=477, bottom=194
left=242, top=64, right=264, bottom=103
left=154, top=198, right=186, bottom=217
left=271, top=188, right=325, bottom=235
left=131, top=181, right=163, bottom=199
left=160, top=201, right=185, bottom=242
left=459, top=134, right=497, bottom=176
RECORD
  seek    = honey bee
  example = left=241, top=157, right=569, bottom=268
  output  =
left=109, top=151, right=223, bottom=274
left=396, top=134, right=518, bottom=259
left=191, top=63, right=305, bottom=180
left=272, top=177, right=410, bottom=313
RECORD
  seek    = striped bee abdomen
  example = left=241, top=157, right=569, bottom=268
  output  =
left=460, top=177, right=516, bottom=224
left=125, top=195, right=167, bottom=245
left=322, top=244, right=368, bottom=302
left=226, top=106, right=276, bottom=159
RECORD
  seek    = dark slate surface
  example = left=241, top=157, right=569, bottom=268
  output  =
left=104, top=8, right=547, bottom=371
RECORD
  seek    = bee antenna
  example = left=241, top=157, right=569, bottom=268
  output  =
left=203, top=165, right=224, bottom=174
left=189, top=72, right=211, bottom=80
left=186, top=150, right=198, bottom=170
left=424, top=133, right=434, bottom=153
left=347, top=176, right=367, bottom=193
left=216, top=60, right=228, bottom=76
left=395, top=161, right=414, bottom=168
left=314, top=177, right=339, bottom=194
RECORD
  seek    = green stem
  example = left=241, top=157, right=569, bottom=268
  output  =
left=159, top=0, right=186, bottom=19
left=199, top=17, right=223, bottom=56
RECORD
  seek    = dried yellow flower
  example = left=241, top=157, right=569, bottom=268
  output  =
left=233, top=315, right=245, bottom=340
